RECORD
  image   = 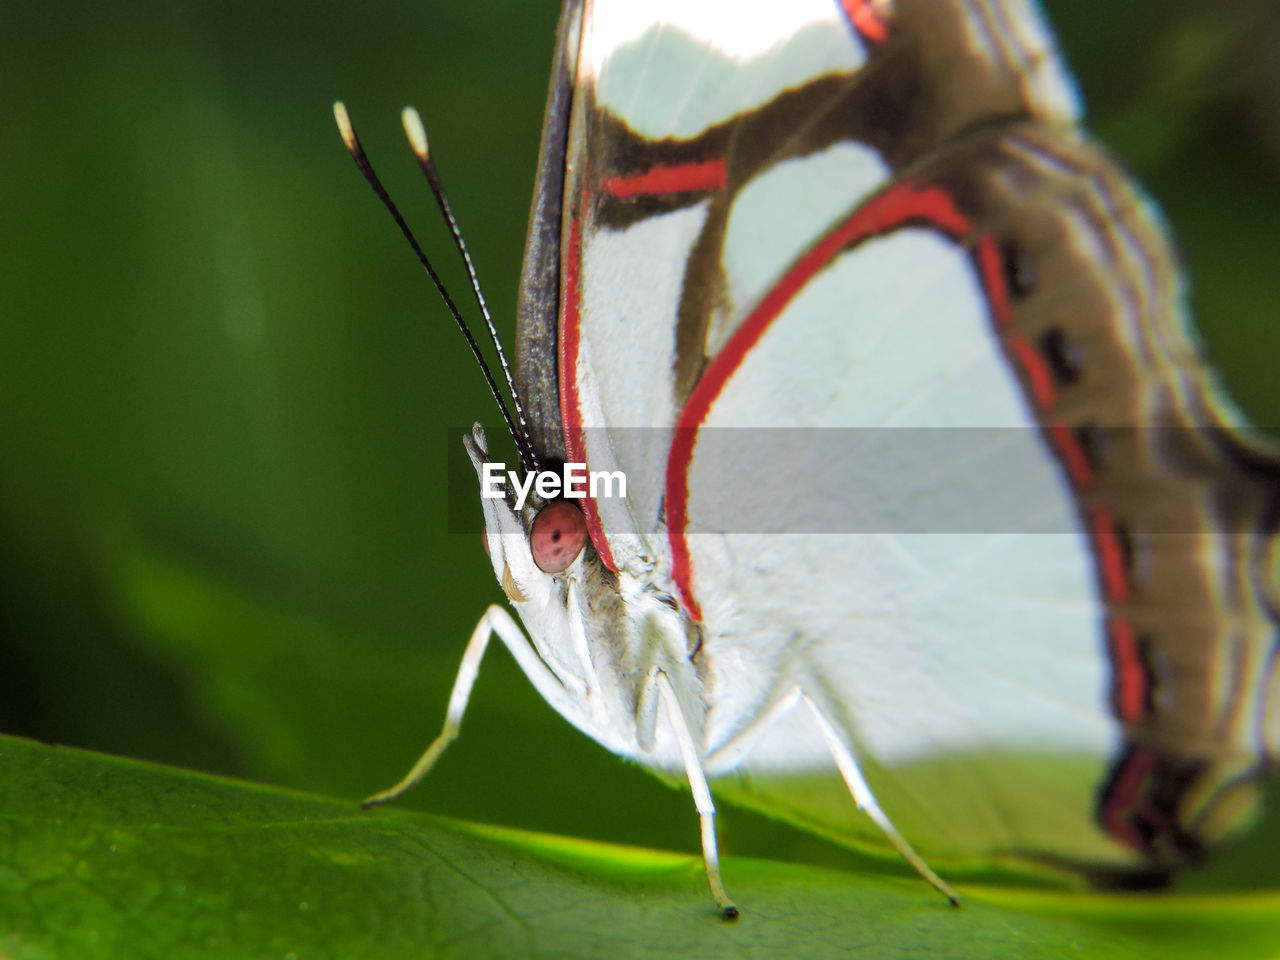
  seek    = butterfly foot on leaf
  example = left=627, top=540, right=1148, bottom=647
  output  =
left=720, top=905, right=740, bottom=922
left=359, top=787, right=406, bottom=810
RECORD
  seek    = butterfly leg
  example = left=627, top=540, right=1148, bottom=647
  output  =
left=362, top=604, right=579, bottom=808
left=638, top=666, right=738, bottom=920
left=704, top=686, right=959, bottom=907
left=798, top=692, right=960, bottom=906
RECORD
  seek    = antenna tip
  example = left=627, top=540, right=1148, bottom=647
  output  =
left=333, top=100, right=356, bottom=150
left=401, top=106, right=429, bottom=160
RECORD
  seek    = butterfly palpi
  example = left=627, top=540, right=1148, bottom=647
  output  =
left=336, top=0, right=1280, bottom=918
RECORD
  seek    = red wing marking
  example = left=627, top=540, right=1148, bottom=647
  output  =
left=1005, top=334, right=1057, bottom=409
left=977, top=235, right=1058, bottom=409
left=666, top=182, right=971, bottom=619
left=976, top=237, right=1012, bottom=329
left=602, top=159, right=728, bottom=199
left=667, top=427, right=702, bottom=620
left=838, top=0, right=889, bottom=45
left=1048, top=421, right=1094, bottom=487
left=1100, top=746, right=1159, bottom=849
left=1090, top=504, right=1131, bottom=604
left=1107, top=617, right=1148, bottom=724
left=560, top=201, right=618, bottom=573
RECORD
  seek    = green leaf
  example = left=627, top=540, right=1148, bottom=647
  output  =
left=3, top=734, right=1277, bottom=959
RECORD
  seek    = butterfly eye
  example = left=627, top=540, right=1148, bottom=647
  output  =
left=530, top=500, right=587, bottom=573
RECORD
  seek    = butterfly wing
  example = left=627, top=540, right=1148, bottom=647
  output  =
left=515, top=0, right=1280, bottom=871
left=672, top=118, right=1280, bottom=867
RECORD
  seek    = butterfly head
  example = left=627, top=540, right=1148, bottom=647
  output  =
left=463, top=422, right=595, bottom=605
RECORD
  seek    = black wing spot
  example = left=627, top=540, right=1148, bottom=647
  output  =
left=1076, top=422, right=1106, bottom=472
left=1040, top=326, right=1083, bottom=386
left=1002, top=241, right=1036, bottom=299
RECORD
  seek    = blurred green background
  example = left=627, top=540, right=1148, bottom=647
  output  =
left=2, top=0, right=1278, bottom=883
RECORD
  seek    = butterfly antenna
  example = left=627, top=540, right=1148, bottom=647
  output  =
left=332, top=101, right=534, bottom=472
left=401, top=106, right=538, bottom=474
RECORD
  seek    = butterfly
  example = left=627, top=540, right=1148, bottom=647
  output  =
left=338, top=0, right=1280, bottom=918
